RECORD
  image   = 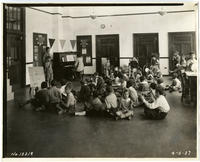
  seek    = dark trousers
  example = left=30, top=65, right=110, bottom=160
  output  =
left=144, top=107, right=167, bottom=120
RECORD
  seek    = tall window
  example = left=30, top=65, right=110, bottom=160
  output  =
left=5, top=5, right=23, bottom=32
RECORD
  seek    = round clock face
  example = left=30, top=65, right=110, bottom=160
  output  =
left=101, top=24, right=105, bottom=29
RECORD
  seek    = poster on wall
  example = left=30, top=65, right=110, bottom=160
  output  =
left=86, top=56, right=91, bottom=64
left=82, top=48, right=87, bottom=55
left=77, top=35, right=92, bottom=66
left=33, top=33, right=47, bottom=66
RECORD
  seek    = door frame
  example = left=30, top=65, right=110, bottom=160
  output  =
left=133, top=33, right=159, bottom=67
left=168, top=31, right=196, bottom=70
left=96, top=34, right=120, bottom=73
left=4, top=5, right=26, bottom=88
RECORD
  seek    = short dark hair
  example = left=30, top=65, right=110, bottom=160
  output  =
left=157, top=78, right=164, bottom=84
left=127, top=79, right=135, bottom=88
left=93, top=91, right=99, bottom=98
left=122, top=88, right=129, bottom=95
left=140, top=76, right=145, bottom=82
left=65, top=82, right=72, bottom=90
left=94, top=72, right=99, bottom=76
left=46, top=47, right=50, bottom=51
left=51, top=80, right=56, bottom=86
left=150, top=82, right=157, bottom=89
left=172, top=73, right=178, bottom=79
left=77, top=51, right=82, bottom=57
left=106, top=86, right=113, bottom=94
left=156, top=85, right=165, bottom=95
left=41, top=81, right=47, bottom=89
left=60, top=79, right=67, bottom=86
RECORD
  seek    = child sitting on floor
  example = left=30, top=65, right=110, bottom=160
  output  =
left=78, top=79, right=92, bottom=109
left=62, top=82, right=76, bottom=114
left=105, top=86, right=118, bottom=116
left=157, top=78, right=165, bottom=90
left=168, top=73, right=181, bottom=93
left=140, top=85, right=170, bottom=120
left=20, top=81, right=49, bottom=111
left=86, top=91, right=105, bottom=116
left=127, top=79, right=139, bottom=106
left=116, top=89, right=134, bottom=120
left=48, top=80, right=65, bottom=115
left=60, top=79, right=67, bottom=95
left=96, top=75, right=106, bottom=97
left=139, top=76, right=149, bottom=92
left=120, top=76, right=127, bottom=89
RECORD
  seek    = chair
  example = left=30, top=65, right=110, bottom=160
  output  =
left=180, top=72, right=189, bottom=102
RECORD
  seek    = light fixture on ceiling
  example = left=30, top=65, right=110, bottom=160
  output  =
left=158, top=7, right=167, bottom=16
left=90, top=7, right=97, bottom=20
left=158, top=11, right=167, bottom=16
left=90, top=15, right=97, bottom=19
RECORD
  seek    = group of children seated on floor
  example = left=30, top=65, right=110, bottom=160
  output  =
left=21, top=58, right=178, bottom=120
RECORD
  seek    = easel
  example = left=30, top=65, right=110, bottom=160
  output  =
left=28, top=66, right=45, bottom=97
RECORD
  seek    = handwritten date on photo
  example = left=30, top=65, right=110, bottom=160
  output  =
left=10, top=152, right=33, bottom=157
left=171, top=150, right=191, bottom=156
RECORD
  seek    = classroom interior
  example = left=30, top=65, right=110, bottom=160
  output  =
left=4, top=3, right=198, bottom=158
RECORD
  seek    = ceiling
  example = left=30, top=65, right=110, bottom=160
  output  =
left=31, top=2, right=197, bottom=17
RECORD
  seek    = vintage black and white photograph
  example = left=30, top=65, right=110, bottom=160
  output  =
left=3, top=1, right=198, bottom=159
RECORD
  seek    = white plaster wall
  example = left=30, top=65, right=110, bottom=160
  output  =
left=63, top=11, right=196, bottom=75
left=25, top=8, right=63, bottom=85
left=24, top=7, right=197, bottom=84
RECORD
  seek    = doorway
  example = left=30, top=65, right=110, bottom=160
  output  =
left=168, top=32, right=196, bottom=70
left=133, top=33, right=159, bottom=68
left=5, top=6, right=25, bottom=90
left=96, top=34, right=119, bottom=75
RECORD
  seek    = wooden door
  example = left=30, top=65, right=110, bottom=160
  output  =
left=96, top=35, right=119, bottom=74
left=168, top=32, right=196, bottom=70
left=5, top=5, right=25, bottom=89
left=133, top=33, right=159, bottom=68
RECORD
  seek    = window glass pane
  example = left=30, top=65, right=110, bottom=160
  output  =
left=17, top=8, right=20, bottom=20
left=9, top=7, right=13, bottom=30
left=17, top=21, right=20, bottom=31
left=13, top=7, right=16, bottom=19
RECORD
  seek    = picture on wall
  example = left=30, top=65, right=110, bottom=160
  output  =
left=77, top=35, right=92, bottom=66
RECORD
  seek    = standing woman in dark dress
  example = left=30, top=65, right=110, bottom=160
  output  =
left=43, top=47, right=51, bottom=67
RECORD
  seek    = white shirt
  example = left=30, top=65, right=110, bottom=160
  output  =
left=129, top=86, right=138, bottom=101
left=105, top=93, right=118, bottom=109
left=173, top=78, right=181, bottom=89
left=75, top=57, right=84, bottom=72
left=60, top=85, right=66, bottom=95
left=143, top=95, right=170, bottom=113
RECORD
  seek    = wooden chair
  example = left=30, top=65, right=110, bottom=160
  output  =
left=180, top=72, right=189, bottom=102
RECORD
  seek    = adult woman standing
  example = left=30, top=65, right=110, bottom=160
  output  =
left=75, top=52, right=84, bottom=81
left=43, top=47, right=51, bottom=67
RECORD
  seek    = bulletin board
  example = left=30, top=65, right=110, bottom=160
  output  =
left=77, top=35, right=92, bottom=66
left=33, top=33, right=47, bottom=66
left=28, top=66, right=45, bottom=88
